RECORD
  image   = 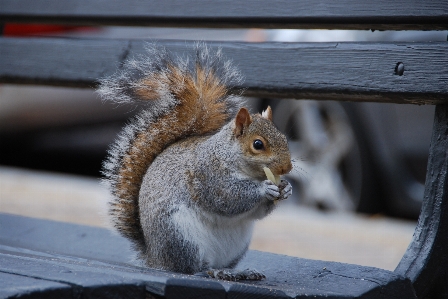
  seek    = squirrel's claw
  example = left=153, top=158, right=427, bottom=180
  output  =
left=262, top=180, right=280, bottom=201
left=279, top=179, right=292, bottom=200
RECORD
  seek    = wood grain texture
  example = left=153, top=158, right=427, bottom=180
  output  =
left=0, top=214, right=417, bottom=298
left=0, top=0, right=447, bottom=30
left=395, top=104, right=448, bottom=298
left=0, top=272, right=72, bottom=299
left=0, top=250, right=148, bottom=299
left=1, top=38, right=447, bottom=104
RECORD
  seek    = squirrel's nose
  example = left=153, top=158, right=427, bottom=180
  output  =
left=279, top=161, right=292, bottom=175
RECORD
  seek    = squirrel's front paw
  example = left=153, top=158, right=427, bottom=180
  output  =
left=278, top=179, right=292, bottom=200
left=261, top=180, right=280, bottom=201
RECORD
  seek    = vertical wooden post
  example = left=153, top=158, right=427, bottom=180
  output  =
left=395, top=104, right=448, bottom=298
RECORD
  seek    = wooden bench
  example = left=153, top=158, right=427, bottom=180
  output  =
left=1, top=1, right=447, bottom=298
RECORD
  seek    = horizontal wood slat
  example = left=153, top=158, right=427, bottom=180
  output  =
left=0, top=214, right=417, bottom=298
left=1, top=0, right=447, bottom=30
left=1, top=38, right=447, bottom=104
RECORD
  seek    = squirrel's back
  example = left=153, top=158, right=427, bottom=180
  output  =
left=98, top=44, right=244, bottom=251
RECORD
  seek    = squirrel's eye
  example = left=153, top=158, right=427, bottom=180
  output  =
left=253, top=139, right=264, bottom=150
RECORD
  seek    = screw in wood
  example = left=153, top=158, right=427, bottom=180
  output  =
left=395, top=62, right=404, bottom=76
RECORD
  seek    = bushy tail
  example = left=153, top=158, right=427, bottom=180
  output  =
left=98, top=44, right=243, bottom=251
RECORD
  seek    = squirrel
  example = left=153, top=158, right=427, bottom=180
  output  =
left=98, top=44, right=293, bottom=281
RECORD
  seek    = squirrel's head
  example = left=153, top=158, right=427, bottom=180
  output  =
left=233, top=106, right=292, bottom=181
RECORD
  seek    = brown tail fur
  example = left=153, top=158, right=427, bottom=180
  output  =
left=98, top=45, right=243, bottom=252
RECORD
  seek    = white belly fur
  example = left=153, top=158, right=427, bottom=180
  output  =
left=172, top=204, right=254, bottom=269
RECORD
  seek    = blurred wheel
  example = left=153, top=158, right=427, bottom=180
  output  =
left=273, top=100, right=378, bottom=213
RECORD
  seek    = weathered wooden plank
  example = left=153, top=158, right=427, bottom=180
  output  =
left=0, top=210, right=134, bottom=264
left=395, top=104, right=448, bottom=298
left=1, top=213, right=417, bottom=298
left=235, top=251, right=417, bottom=299
left=0, top=272, right=72, bottom=299
left=0, top=38, right=129, bottom=89
left=0, top=0, right=447, bottom=30
left=1, top=38, right=447, bottom=104
left=0, top=251, right=150, bottom=299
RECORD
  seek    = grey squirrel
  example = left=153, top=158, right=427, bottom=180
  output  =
left=98, top=44, right=293, bottom=280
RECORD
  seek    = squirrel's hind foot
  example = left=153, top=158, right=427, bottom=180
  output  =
left=197, top=268, right=266, bottom=281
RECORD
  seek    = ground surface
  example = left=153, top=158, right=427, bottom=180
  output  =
left=0, top=166, right=416, bottom=271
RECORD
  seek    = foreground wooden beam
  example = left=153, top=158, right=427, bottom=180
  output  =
left=1, top=38, right=447, bottom=105
left=0, top=213, right=417, bottom=298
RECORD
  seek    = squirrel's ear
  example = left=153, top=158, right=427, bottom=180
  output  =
left=234, top=107, right=252, bottom=137
left=261, top=106, right=273, bottom=121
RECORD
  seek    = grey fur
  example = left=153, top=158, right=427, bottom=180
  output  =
left=98, top=44, right=292, bottom=277
left=98, top=44, right=244, bottom=253
left=139, top=122, right=291, bottom=274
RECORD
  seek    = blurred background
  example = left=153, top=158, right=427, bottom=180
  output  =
left=1, top=24, right=446, bottom=270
